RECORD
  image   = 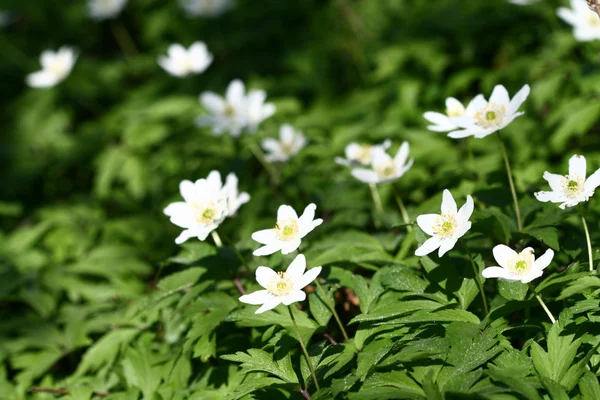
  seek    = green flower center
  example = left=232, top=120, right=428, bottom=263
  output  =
left=485, top=111, right=496, bottom=121
left=193, top=202, right=218, bottom=224
left=267, top=272, right=294, bottom=296
left=275, top=219, right=299, bottom=241
left=433, top=213, right=457, bottom=238
left=514, top=260, right=527, bottom=272
left=223, top=103, right=235, bottom=117
left=474, top=102, right=506, bottom=128
left=562, top=175, right=584, bottom=198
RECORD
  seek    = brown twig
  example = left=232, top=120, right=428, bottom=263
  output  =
left=29, top=387, right=109, bottom=397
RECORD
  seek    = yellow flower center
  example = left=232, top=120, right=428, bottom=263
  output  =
left=433, top=213, right=457, bottom=238
left=354, top=145, right=372, bottom=165
left=507, top=249, right=534, bottom=276
left=474, top=102, right=506, bottom=128
left=192, top=202, right=218, bottom=224
left=375, top=160, right=396, bottom=178
left=562, top=175, right=584, bottom=198
left=267, top=271, right=294, bottom=296
left=274, top=219, right=299, bottom=241
left=587, top=11, right=600, bottom=27
left=223, top=103, right=236, bottom=117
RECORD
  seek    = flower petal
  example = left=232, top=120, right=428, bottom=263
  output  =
left=175, top=229, right=198, bottom=244
left=415, top=236, right=443, bottom=257
left=285, top=254, right=306, bottom=283
left=438, top=238, right=458, bottom=257
left=441, top=189, right=457, bottom=215
left=239, top=290, right=271, bottom=305
left=508, top=84, right=530, bottom=115
left=585, top=168, right=600, bottom=193
left=542, top=172, right=565, bottom=192
left=489, top=85, right=510, bottom=106
left=179, top=180, right=196, bottom=203
left=255, top=266, right=277, bottom=289
left=26, top=70, right=60, bottom=88
left=481, top=266, right=513, bottom=280
left=532, top=249, right=554, bottom=272
left=255, top=297, right=282, bottom=314
left=253, top=242, right=282, bottom=257
left=457, top=195, right=474, bottom=223
left=200, top=92, right=224, bottom=113
left=416, top=214, right=439, bottom=236
left=294, top=266, right=322, bottom=290
left=534, top=190, right=567, bottom=204
left=492, top=244, right=517, bottom=269
left=351, top=168, right=380, bottom=184
left=277, top=204, right=298, bottom=222
left=251, top=229, right=277, bottom=244
left=569, top=154, right=587, bottom=179
left=281, top=238, right=302, bottom=254
left=394, top=142, right=410, bottom=166
left=521, top=269, right=543, bottom=284
left=281, top=290, right=306, bottom=305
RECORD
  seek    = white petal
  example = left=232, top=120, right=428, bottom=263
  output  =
left=534, top=190, right=567, bottom=204
left=179, top=180, right=196, bottom=203
left=465, top=94, right=487, bottom=115
left=281, top=290, right=306, bottom=305
left=294, top=266, right=322, bottom=290
left=394, top=141, right=410, bottom=166
left=163, top=201, right=189, bottom=217
left=457, top=195, right=474, bottom=223
left=277, top=205, right=299, bottom=222
left=569, top=154, right=587, bottom=179
left=205, top=170, right=223, bottom=191
left=285, top=254, right=306, bottom=283
left=557, top=8, right=579, bottom=27
left=335, top=157, right=351, bottom=167
left=415, top=236, right=443, bottom=257
left=416, top=214, right=439, bottom=236
left=481, top=266, right=513, bottom=280
left=445, top=97, right=464, bottom=113
left=438, top=238, right=458, bottom=257
left=489, top=85, right=510, bottom=106
left=261, top=138, right=282, bottom=154
left=280, top=124, right=295, bottom=143
left=200, top=92, right=224, bottom=113
left=255, top=297, right=282, bottom=314
left=253, top=242, right=283, bottom=257
left=453, top=221, right=472, bottom=240
left=226, top=79, right=245, bottom=103
left=585, top=168, right=600, bottom=193
left=280, top=238, right=302, bottom=255
left=508, top=84, right=530, bottom=115
left=521, top=269, right=543, bottom=284
left=26, top=71, right=60, bottom=88
left=351, top=168, right=380, bottom=184
left=447, top=128, right=478, bottom=139
left=255, top=266, right=278, bottom=289
left=175, top=229, right=197, bottom=244
left=543, top=172, right=565, bottom=192
left=239, top=290, right=271, bottom=305
left=532, top=249, right=554, bottom=272
left=441, top=189, right=457, bottom=215
left=492, top=245, right=516, bottom=269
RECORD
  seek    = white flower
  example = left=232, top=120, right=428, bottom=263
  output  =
left=534, top=154, right=600, bottom=209
left=261, top=124, right=307, bottom=163
left=163, top=170, right=249, bottom=244
left=158, top=42, right=213, bottom=77
left=350, top=141, right=413, bottom=184
left=423, top=97, right=467, bottom=132
left=482, top=245, right=554, bottom=283
left=558, top=0, right=600, bottom=42
left=239, top=254, right=321, bottom=314
left=415, top=190, right=474, bottom=257
left=447, top=84, right=530, bottom=139
left=88, top=0, right=128, bottom=20
left=179, top=0, right=233, bottom=17
left=509, top=0, right=538, bottom=4
left=335, top=139, right=391, bottom=167
left=252, top=203, right=323, bottom=256
left=26, top=47, right=78, bottom=88
left=197, top=79, right=275, bottom=137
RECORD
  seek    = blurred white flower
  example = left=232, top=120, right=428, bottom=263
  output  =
left=509, top=0, right=539, bottom=4
left=179, top=0, right=233, bottom=18
left=26, top=47, right=78, bottom=88
left=350, top=141, right=413, bottom=184
left=482, top=245, right=554, bottom=283
left=423, top=97, right=467, bottom=132
left=163, top=170, right=249, bottom=244
left=158, top=42, right=213, bottom=77
left=197, top=79, right=275, bottom=137
left=335, top=139, right=391, bottom=167
left=0, top=11, right=11, bottom=28
left=558, top=0, right=600, bottom=42
left=252, top=203, right=323, bottom=256
left=261, top=124, right=307, bottom=163
left=88, top=0, right=128, bottom=20
left=535, top=154, right=600, bottom=209
left=415, top=190, right=474, bottom=257
left=447, top=84, right=530, bottom=139
left=239, top=254, right=321, bottom=314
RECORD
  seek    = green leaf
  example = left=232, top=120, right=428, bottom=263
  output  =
left=221, top=348, right=299, bottom=383
left=498, top=280, right=528, bottom=301
left=309, top=292, right=332, bottom=327
left=350, top=371, right=426, bottom=399
left=579, top=371, right=600, bottom=400
left=122, top=346, right=163, bottom=399
left=75, top=329, right=139, bottom=376
left=157, top=267, right=207, bottom=292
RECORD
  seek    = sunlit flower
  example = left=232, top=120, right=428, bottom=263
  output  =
left=88, top=0, right=128, bottom=20
left=252, top=203, right=323, bottom=256
left=482, top=245, right=554, bottom=283
left=335, top=139, right=391, bottom=167
left=26, top=47, right=78, bottom=88
left=179, top=0, right=233, bottom=18
left=158, top=42, right=213, bottom=77
left=261, top=124, right=307, bottom=163
left=197, top=79, right=275, bottom=137
left=558, top=0, right=600, bottom=42
left=415, top=189, right=474, bottom=257
left=423, top=97, right=467, bottom=132
left=163, top=171, right=249, bottom=244
left=534, top=154, right=600, bottom=209
left=350, top=142, right=413, bottom=184
left=239, top=254, right=321, bottom=314
left=447, top=84, right=530, bottom=139
left=509, top=0, right=538, bottom=4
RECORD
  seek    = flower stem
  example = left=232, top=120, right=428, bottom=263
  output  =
left=581, top=214, right=595, bottom=272
left=288, top=306, right=320, bottom=391
left=529, top=284, right=556, bottom=324
left=394, top=189, right=412, bottom=232
left=461, top=241, right=489, bottom=316
left=369, top=183, right=383, bottom=227
left=314, top=281, right=349, bottom=342
left=496, top=134, right=522, bottom=231
left=110, top=20, right=139, bottom=60
left=211, top=231, right=223, bottom=248
left=212, top=231, right=245, bottom=295
left=248, top=141, right=280, bottom=185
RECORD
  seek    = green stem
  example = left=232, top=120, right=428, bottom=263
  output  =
left=248, top=141, right=280, bottom=185
left=496, top=134, right=522, bottom=231
left=529, top=284, right=556, bottom=324
left=394, top=189, right=412, bottom=232
left=212, top=230, right=245, bottom=295
left=581, top=214, right=594, bottom=272
left=369, top=183, right=383, bottom=227
left=288, top=307, right=320, bottom=391
left=461, top=241, right=489, bottom=316
left=211, top=231, right=223, bottom=248
left=314, top=281, right=349, bottom=342
left=220, top=231, right=250, bottom=274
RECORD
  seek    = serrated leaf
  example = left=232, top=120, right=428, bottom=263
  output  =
left=221, top=348, right=298, bottom=383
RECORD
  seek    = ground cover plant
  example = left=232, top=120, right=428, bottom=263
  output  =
left=2, top=0, right=600, bottom=398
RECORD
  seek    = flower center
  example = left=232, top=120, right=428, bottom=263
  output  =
left=280, top=141, right=295, bottom=155
left=266, top=271, right=294, bottom=296
left=433, top=213, right=457, bottom=238
left=223, top=103, right=236, bottom=117
left=48, top=60, right=68, bottom=77
left=507, top=249, right=534, bottom=276
left=375, top=160, right=396, bottom=178
left=352, top=145, right=372, bottom=165
left=274, top=219, right=299, bottom=241
left=588, top=12, right=600, bottom=27
left=474, top=102, right=506, bottom=128
left=562, top=175, right=585, bottom=198
left=192, top=202, right=218, bottom=224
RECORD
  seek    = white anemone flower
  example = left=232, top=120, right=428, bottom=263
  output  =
left=252, top=203, right=323, bottom=256
left=350, top=142, right=413, bottom=184
left=447, top=84, right=530, bottom=139
left=558, top=0, right=600, bottom=42
left=482, top=245, right=554, bottom=283
left=415, top=190, right=474, bottom=257
left=26, top=47, right=78, bottom=88
left=534, top=154, right=600, bottom=209
left=197, top=79, right=247, bottom=137
left=335, top=139, right=391, bottom=167
left=261, top=124, right=307, bottom=163
left=239, top=254, right=321, bottom=314
left=88, top=0, right=128, bottom=20
left=245, top=89, right=276, bottom=133
left=179, top=0, right=233, bottom=17
left=163, top=170, right=249, bottom=244
left=158, top=42, right=213, bottom=77
left=423, top=97, right=467, bottom=132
